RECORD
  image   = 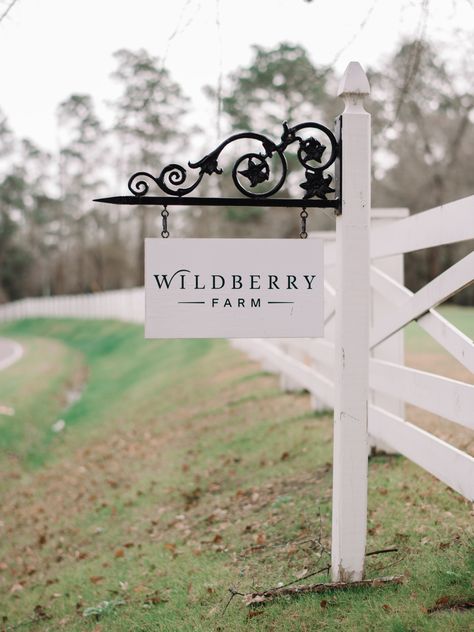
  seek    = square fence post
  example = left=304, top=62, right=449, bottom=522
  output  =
left=331, top=62, right=371, bottom=582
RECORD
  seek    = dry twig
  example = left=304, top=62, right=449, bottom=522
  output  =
left=224, top=545, right=401, bottom=613
left=243, top=575, right=404, bottom=606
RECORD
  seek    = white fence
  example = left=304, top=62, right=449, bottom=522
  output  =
left=234, top=195, right=474, bottom=503
left=0, top=287, right=145, bottom=324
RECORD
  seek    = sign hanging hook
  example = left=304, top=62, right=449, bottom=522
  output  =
left=161, top=205, right=169, bottom=238
left=300, top=207, right=308, bottom=239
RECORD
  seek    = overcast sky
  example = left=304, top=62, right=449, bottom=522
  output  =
left=0, top=0, right=472, bottom=152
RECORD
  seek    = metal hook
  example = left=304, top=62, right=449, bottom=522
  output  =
left=161, top=205, right=169, bottom=238
left=300, top=207, right=308, bottom=239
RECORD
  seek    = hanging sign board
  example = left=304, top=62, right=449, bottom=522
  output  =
left=145, top=238, right=324, bottom=339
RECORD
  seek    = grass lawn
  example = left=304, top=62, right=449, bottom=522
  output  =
left=0, top=312, right=472, bottom=631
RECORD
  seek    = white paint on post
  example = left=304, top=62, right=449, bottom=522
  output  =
left=331, top=62, right=371, bottom=582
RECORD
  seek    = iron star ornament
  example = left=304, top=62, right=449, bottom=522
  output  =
left=238, top=157, right=270, bottom=187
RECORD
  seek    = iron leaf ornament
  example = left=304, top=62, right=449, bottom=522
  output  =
left=95, top=121, right=340, bottom=210
left=300, top=171, right=335, bottom=200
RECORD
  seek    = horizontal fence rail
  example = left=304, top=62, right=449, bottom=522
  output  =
left=369, top=406, right=474, bottom=500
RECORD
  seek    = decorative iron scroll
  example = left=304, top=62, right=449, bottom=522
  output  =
left=95, top=121, right=339, bottom=209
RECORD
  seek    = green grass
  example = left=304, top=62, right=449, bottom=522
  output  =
left=0, top=315, right=472, bottom=631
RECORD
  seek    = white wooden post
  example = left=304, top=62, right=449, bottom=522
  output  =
left=331, top=62, right=370, bottom=582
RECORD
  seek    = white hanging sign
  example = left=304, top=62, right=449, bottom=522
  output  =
left=145, top=238, right=324, bottom=339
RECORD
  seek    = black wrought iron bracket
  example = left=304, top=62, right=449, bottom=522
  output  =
left=94, top=121, right=340, bottom=212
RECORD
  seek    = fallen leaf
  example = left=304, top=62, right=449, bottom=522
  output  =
left=280, top=451, right=290, bottom=461
left=89, top=576, right=105, bottom=584
left=320, top=599, right=328, bottom=608
left=114, top=548, right=124, bottom=558
left=255, top=532, right=266, bottom=545
left=435, top=596, right=450, bottom=607
left=382, top=604, right=392, bottom=612
left=182, top=487, right=202, bottom=509
left=143, top=590, right=168, bottom=605
left=286, top=544, right=298, bottom=556
left=164, top=542, right=177, bottom=555
left=212, top=534, right=223, bottom=544
left=33, top=605, right=50, bottom=620
left=295, top=568, right=308, bottom=579
left=10, top=583, right=23, bottom=594
left=248, top=610, right=264, bottom=618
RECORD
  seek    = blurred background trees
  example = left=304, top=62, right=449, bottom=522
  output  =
left=370, top=39, right=474, bottom=300
left=0, top=37, right=472, bottom=302
left=111, top=48, right=190, bottom=285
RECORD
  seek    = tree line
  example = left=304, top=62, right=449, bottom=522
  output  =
left=0, top=39, right=473, bottom=303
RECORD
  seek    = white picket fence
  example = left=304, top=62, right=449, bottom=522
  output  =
left=0, top=287, right=145, bottom=324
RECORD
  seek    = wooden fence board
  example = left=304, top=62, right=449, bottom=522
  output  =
left=369, top=359, right=474, bottom=430
left=371, top=253, right=474, bottom=349
left=369, top=405, right=474, bottom=500
left=371, top=267, right=474, bottom=371
left=371, top=195, right=474, bottom=258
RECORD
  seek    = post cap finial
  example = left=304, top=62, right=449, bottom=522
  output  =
left=337, top=61, right=370, bottom=97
